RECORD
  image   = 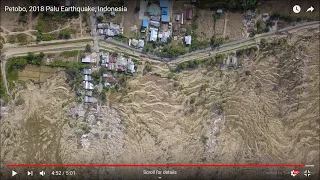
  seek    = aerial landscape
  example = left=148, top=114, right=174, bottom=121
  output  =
left=0, top=0, right=319, bottom=179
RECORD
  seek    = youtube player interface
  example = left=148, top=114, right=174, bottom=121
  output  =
left=0, top=0, right=319, bottom=179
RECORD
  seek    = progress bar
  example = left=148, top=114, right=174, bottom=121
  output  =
left=6, top=164, right=307, bottom=167
left=305, top=164, right=315, bottom=167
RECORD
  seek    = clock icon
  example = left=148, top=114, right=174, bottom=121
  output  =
left=293, top=5, right=301, bottom=13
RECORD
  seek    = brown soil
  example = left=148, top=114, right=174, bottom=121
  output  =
left=1, top=28, right=319, bottom=179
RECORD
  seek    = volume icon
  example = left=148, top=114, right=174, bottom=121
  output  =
left=39, top=170, right=45, bottom=176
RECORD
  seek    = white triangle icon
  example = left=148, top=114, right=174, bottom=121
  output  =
left=12, top=170, right=17, bottom=177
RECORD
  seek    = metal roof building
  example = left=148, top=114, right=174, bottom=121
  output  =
left=185, top=35, right=192, bottom=45
left=160, top=0, right=169, bottom=7
left=84, top=96, right=93, bottom=103
left=161, top=15, right=169, bottom=23
left=150, top=20, right=160, bottom=27
left=83, top=81, right=94, bottom=90
left=186, top=9, right=193, bottom=20
left=142, top=20, right=148, bottom=28
left=83, top=75, right=91, bottom=81
left=82, top=56, right=91, bottom=63
left=162, top=8, right=168, bottom=15
left=83, top=69, right=92, bottom=75
left=149, top=29, right=158, bottom=41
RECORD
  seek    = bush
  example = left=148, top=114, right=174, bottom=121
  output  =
left=210, top=36, right=224, bottom=47
left=59, top=29, right=72, bottom=39
left=260, top=38, right=267, bottom=46
left=37, top=33, right=58, bottom=41
left=37, top=12, right=79, bottom=33
left=85, top=44, right=92, bottom=52
left=81, top=124, right=90, bottom=133
left=191, top=22, right=198, bottom=30
left=160, top=44, right=187, bottom=58
left=145, top=62, right=152, bottom=72
left=59, top=50, right=79, bottom=58
left=97, top=16, right=103, bottom=23
left=16, top=33, right=29, bottom=45
left=190, top=96, right=196, bottom=104
left=7, top=35, right=17, bottom=43
left=18, top=12, right=28, bottom=24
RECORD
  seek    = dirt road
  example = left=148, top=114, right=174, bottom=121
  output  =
left=0, top=56, right=9, bottom=96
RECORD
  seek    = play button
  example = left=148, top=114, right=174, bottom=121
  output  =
left=12, top=170, right=17, bottom=177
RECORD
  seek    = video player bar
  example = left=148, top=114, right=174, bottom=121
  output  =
left=6, top=163, right=309, bottom=167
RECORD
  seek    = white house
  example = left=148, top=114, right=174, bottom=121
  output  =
left=84, top=96, right=93, bottom=103
left=185, top=35, right=192, bottom=45
left=82, top=56, right=91, bottom=63
left=83, top=75, right=91, bottom=81
left=138, top=39, right=145, bottom=48
left=83, top=69, right=92, bottom=75
left=128, top=62, right=135, bottom=73
left=83, top=81, right=94, bottom=90
left=149, top=28, right=158, bottom=42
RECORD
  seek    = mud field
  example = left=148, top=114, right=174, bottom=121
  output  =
left=1, top=29, right=319, bottom=179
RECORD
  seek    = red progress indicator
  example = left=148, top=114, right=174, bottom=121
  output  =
left=6, top=164, right=306, bottom=167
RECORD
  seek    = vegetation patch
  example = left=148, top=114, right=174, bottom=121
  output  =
left=36, top=33, right=58, bottom=41
left=36, top=12, right=79, bottom=33
left=59, top=50, right=79, bottom=58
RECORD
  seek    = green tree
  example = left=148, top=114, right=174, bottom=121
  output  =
left=85, top=44, right=91, bottom=52
left=260, top=38, right=267, bottom=47
left=97, top=16, right=103, bottom=23
left=256, top=20, right=267, bottom=34
left=111, top=52, right=119, bottom=57
left=145, top=62, right=152, bottom=72
left=59, top=29, right=72, bottom=39
left=26, top=52, right=35, bottom=63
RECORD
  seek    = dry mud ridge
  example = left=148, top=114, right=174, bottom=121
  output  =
left=1, top=29, right=319, bottom=180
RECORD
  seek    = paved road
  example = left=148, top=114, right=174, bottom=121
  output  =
left=89, top=0, right=100, bottom=67
left=99, top=21, right=319, bottom=62
left=0, top=21, right=319, bottom=98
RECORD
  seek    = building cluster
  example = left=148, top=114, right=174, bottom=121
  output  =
left=81, top=52, right=98, bottom=63
left=244, top=10, right=256, bottom=33
left=100, top=52, right=136, bottom=74
left=82, top=68, right=94, bottom=103
left=223, top=56, right=238, bottom=67
left=97, top=22, right=123, bottom=37
left=80, top=51, right=136, bottom=103
left=172, top=7, right=195, bottom=45
left=130, top=0, right=174, bottom=48
left=244, top=10, right=275, bottom=34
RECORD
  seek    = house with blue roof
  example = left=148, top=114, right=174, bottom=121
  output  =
left=142, top=20, right=148, bottom=28
left=162, top=8, right=168, bottom=15
left=160, top=0, right=169, bottom=8
left=161, top=15, right=169, bottom=23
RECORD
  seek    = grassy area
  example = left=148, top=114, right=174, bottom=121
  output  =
left=59, top=50, right=80, bottom=58
left=37, top=12, right=79, bottom=33
left=5, top=54, right=43, bottom=92
left=173, top=47, right=257, bottom=72
left=113, top=35, right=129, bottom=44
left=0, top=68, right=7, bottom=100
left=6, top=34, right=33, bottom=45
left=36, top=33, right=58, bottom=41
